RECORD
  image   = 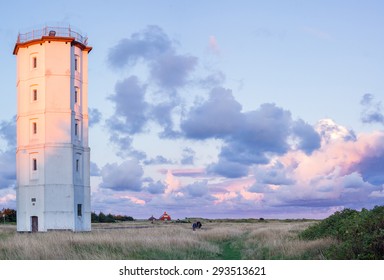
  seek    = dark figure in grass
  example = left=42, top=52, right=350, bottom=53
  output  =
left=192, top=221, right=202, bottom=231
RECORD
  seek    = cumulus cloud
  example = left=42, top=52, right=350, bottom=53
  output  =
left=0, top=150, right=16, bottom=190
left=253, top=161, right=295, bottom=186
left=0, top=116, right=16, bottom=148
left=350, top=132, right=384, bottom=185
left=108, top=25, right=198, bottom=90
left=0, top=117, right=16, bottom=189
left=181, top=87, right=243, bottom=139
left=105, top=76, right=150, bottom=158
left=100, top=159, right=144, bottom=192
left=108, top=25, right=173, bottom=68
left=360, top=93, right=384, bottom=125
left=181, top=147, right=195, bottom=165
left=105, top=26, right=202, bottom=153
left=107, top=76, right=149, bottom=134
left=199, top=71, right=226, bottom=89
left=292, top=119, right=321, bottom=154
left=146, top=180, right=167, bottom=194
left=92, top=26, right=384, bottom=218
left=150, top=100, right=181, bottom=138
left=150, top=53, right=197, bottom=89
left=182, top=89, right=321, bottom=177
left=90, top=161, right=101, bottom=176
left=184, top=180, right=209, bottom=197
left=144, top=155, right=173, bottom=165
left=315, top=118, right=356, bottom=145
left=208, top=159, right=249, bottom=178
left=88, top=108, right=102, bottom=127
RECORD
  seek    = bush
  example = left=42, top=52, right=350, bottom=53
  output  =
left=1, top=208, right=17, bottom=223
left=300, top=206, right=384, bottom=259
left=91, top=211, right=134, bottom=223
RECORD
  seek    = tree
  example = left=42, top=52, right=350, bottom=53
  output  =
left=1, top=208, right=17, bottom=223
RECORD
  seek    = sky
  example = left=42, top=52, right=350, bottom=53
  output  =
left=0, top=0, right=384, bottom=219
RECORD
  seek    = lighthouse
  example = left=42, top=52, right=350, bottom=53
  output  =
left=13, top=27, right=92, bottom=232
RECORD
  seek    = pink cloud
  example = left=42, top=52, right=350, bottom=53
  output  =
left=118, top=195, right=146, bottom=206
left=0, top=193, right=16, bottom=204
left=208, top=35, right=220, bottom=54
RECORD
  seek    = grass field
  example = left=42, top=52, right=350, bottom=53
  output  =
left=0, top=220, right=336, bottom=260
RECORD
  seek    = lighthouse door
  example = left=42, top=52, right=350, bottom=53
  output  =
left=31, top=216, right=38, bottom=233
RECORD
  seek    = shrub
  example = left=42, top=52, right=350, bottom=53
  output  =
left=300, top=206, right=384, bottom=259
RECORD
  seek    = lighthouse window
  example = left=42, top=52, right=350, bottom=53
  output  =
left=75, top=123, right=78, bottom=136
left=76, top=159, right=80, bottom=172
left=32, top=158, right=37, bottom=171
left=75, top=55, right=79, bottom=71
left=74, top=88, right=78, bottom=103
left=77, top=204, right=82, bottom=217
left=33, top=57, right=37, bottom=68
left=33, top=89, right=38, bottom=101
left=32, top=122, right=37, bottom=134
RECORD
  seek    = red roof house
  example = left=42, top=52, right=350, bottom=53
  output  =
left=159, top=211, right=171, bottom=221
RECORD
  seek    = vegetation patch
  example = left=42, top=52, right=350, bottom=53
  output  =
left=300, top=205, right=384, bottom=259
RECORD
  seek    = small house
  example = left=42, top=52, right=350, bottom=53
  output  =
left=159, top=211, right=171, bottom=221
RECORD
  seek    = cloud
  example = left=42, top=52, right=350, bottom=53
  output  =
left=208, top=158, right=249, bottom=178
left=350, top=132, right=384, bottom=185
left=184, top=180, right=209, bottom=197
left=107, top=76, right=149, bottom=134
left=360, top=93, right=384, bottom=125
left=292, top=119, right=321, bottom=154
left=181, top=87, right=243, bottom=139
left=105, top=26, right=202, bottom=152
left=108, top=25, right=173, bottom=69
left=199, top=71, right=226, bottom=89
left=208, top=35, right=220, bottom=55
left=88, top=108, right=102, bottom=127
left=0, top=117, right=16, bottom=189
left=0, top=193, right=16, bottom=205
left=181, top=88, right=322, bottom=178
left=100, top=159, right=144, bottom=192
left=253, top=161, right=295, bottom=186
left=105, top=76, right=150, bottom=158
left=0, top=150, right=16, bottom=190
left=150, top=100, right=181, bottom=138
left=108, top=25, right=198, bottom=90
left=0, top=116, right=16, bottom=148
left=180, top=147, right=195, bottom=165
left=168, top=168, right=206, bottom=178
left=90, top=161, right=100, bottom=176
left=146, top=180, right=166, bottom=194
left=150, top=53, right=197, bottom=89
left=315, top=118, right=356, bottom=145
left=144, top=155, right=173, bottom=165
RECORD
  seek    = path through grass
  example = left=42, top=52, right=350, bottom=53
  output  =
left=0, top=220, right=335, bottom=260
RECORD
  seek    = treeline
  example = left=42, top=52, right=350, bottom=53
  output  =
left=91, top=212, right=134, bottom=223
left=0, top=209, right=134, bottom=224
left=0, top=208, right=17, bottom=223
left=300, top=205, right=384, bottom=259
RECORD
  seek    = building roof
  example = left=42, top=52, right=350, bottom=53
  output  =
left=13, top=26, right=92, bottom=55
left=159, top=211, right=171, bottom=220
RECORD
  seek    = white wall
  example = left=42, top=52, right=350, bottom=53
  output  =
left=16, top=35, right=91, bottom=232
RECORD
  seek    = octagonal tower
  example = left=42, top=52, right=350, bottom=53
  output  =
left=14, top=26, right=92, bottom=232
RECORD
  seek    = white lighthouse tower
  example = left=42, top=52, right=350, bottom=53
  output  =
left=14, top=27, right=92, bottom=232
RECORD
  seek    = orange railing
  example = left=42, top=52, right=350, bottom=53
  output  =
left=17, top=26, right=88, bottom=45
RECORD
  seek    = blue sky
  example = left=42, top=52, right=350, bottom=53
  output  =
left=1, top=0, right=384, bottom=219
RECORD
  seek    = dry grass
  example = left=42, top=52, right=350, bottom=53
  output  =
left=241, top=222, right=336, bottom=259
left=0, top=221, right=336, bottom=260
